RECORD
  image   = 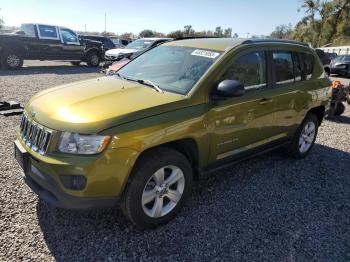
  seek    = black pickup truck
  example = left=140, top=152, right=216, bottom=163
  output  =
left=0, top=23, right=104, bottom=69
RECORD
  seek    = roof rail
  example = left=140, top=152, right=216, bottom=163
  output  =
left=173, top=36, right=219, bottom=41
left=242, top=38, right=309, bottom=47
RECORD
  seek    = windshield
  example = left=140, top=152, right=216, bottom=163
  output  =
left=117, top=46, right=222, bottom=95
left=126, top=39, right=154, bottom=50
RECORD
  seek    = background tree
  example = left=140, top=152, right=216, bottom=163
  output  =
left=0, top=8, right=4, bottom=30
left=183, top=25, right=194, bottom=36
left=214, top=26, right=223, bottom=37
left=224, top=28, right=232, bottom=37
left=270, top=24, right=293, bottom=39
left=139, top=29, right=155, bottom=38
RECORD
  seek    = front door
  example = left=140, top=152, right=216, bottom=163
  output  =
left=58, top=27, right=84, bottom=60
left=207, top=50, right=281, bottom=162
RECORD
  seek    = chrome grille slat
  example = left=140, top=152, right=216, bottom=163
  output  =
left=19, top=114, right=52, bottom=155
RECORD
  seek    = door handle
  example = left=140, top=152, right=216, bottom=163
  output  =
left=259, top=98, right=273, bottom=105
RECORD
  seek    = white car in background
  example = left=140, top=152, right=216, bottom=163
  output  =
left=104, top=37, right=172, bottom=63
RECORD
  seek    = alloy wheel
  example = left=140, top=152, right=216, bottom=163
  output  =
left=298, top=121, right=316, bottom=153
left=142, top=165, right=185, bottom=218
left=6, top=54, right=20, bottom=68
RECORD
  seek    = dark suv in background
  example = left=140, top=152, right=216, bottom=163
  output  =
left=80, top=35, right=116, bottom=51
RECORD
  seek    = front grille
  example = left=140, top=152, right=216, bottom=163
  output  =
left=19, top=114, right=52, bottom=155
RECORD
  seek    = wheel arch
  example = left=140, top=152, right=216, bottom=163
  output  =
left=132, top=138, right=200, bottom=181
left=307, top=105, right=325, bottom=126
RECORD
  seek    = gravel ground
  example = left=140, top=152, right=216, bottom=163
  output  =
left=0, top=61, right=349, bottom=261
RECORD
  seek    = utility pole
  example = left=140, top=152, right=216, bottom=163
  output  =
left=104, top=12, right=106, bottom=32
left=84, top=24, right=86, bottom=32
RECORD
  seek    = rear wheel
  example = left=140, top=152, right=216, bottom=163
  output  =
left=1, top=51, right=23, bottom=69
left=121, top=148, right=193, bottom=229
left=286, top=114, right=319, bottom=159
left=334, top=103, right=345, bottom=116
left=86, top=52, right=100, bottom=67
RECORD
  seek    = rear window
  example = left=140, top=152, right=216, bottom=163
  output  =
left=37, top=25, right=58, bottom=39
left=20, top=24, right=36, bottom=37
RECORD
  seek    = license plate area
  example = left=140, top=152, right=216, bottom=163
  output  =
left=14, top=141, right=29, bottom=172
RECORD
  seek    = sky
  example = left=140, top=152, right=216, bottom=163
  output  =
left=0, top=0, right=305, bottom=36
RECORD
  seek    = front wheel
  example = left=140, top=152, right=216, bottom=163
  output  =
left=86, top=52, right=100, bottom=67
left=1, top=51, right=23, bottom=69
left=286, top=114, right=319, bottom=159
left=121, top=148, right=193, bottom=229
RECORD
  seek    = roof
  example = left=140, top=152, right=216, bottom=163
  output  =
left=139, top=37, right=173, bottom=41
left=164, top=38, right=309, bottom=52
left=164, top=38, right=246, bottom=51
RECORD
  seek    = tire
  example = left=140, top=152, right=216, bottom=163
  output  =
left=85, top=52, right=100, bottom=67
left=334, top=103, right=345, bottom=116
left=1, top=51, right=23, bottom=69
left=70, top=61, right=81, bottom=66
left=121, top=147, right=193, bottom=229
left=286, top=113, right=319, bottom=159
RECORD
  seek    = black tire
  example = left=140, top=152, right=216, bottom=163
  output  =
left=70, top=61, right=81, bottom=66
left=286, top=113, right=319, bottom=159
left=121, top=147, right=193, bottom=229
left=85, top=52, right=100, bottom=67
left=334, top=103, right=345, bottom=116
left=1, top=51, right=23, bottom=69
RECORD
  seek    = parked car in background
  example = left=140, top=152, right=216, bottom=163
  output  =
left=14, top=38, right=331, bottom=229
left=330, top=55, right=350, bottom=77
left=112, top=38, right=131, bottom=48
left=326, top=52, right=337, bottom=60
left=104, top=37, right=172, bottom=65
left=315, top=48, right=331, bottom=76
left=0, top=23, right=104, bottom=69
left=80, top=35, right=116, bottom=51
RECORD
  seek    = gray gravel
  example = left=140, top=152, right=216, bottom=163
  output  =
left=0, top=61, right=349, bottom=262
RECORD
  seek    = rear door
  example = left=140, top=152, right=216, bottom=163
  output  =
left=35, top=24, right=63, bottom=59
left=271, top=50, right=314, bottom=136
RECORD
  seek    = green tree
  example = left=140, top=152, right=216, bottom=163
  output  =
left=270, top=24, right=293, bottom=39
left=214, top=26, right=223, bottom=37
left=167, top=30, right=184, bottom=38
left=183, top=25, right=194, bottom=36
left=139, top=29, right=155, bottom=38
left=224, top=28, right=232, bottom=37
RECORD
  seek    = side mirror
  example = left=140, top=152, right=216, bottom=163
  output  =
left=215, top=80, right=245, bottom=98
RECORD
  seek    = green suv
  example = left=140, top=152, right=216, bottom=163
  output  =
left=14, top=38, right=331, bottom=229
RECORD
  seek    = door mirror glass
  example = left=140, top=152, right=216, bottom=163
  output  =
left=215, top=80, right=245, bottom=97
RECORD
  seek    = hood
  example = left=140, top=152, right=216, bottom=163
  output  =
left=105, top=48, right=139, bottom=56
left=26, top=77, right=186, bottom=134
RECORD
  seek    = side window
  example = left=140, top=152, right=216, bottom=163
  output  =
left=20, top=24, right=36, bottom=37
left=222, top=51, right=267, bottom=90
left=300, top=53, right=314, bottom=80
left=293, top=53, right=303, bottom=81
left=273, top=51, right=294, bottom=85
left=37, top=25, right=58, bottom=39
left=60, top=28, right=79, bottom=43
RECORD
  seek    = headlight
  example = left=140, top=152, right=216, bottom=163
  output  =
left=58, top=132, right=111, bottom=155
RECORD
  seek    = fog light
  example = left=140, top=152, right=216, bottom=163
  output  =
left=60, top=175, right=87, bottom=190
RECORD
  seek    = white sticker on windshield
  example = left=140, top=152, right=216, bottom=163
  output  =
left=191, top=49, right=220, bottom=59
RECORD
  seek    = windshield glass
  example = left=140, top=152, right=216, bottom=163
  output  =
left=118, top=46, right=222, bottom=95
left=126, top=39, right=154, bottom=50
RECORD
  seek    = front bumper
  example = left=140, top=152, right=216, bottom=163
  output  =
left=14, top=139, right=138, bottom=209
left=15, top=140, right=118, bottom=209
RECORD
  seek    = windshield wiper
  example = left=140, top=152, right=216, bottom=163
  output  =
left=138, top=79, right=163, bottom=93
left=117, top=75, right=163, bottom=93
